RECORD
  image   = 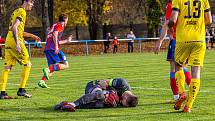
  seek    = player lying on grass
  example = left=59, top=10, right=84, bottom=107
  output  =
left=54, top=78, right=138, bottom=112
left=37, top=14, right=72, bottom=88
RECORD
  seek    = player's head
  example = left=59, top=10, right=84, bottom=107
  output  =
left=121, top=91, right=138, bottom=107
left=58, top=13, right=69, bottom=26
left=130, top=31, right=133, bottom=34
left=22, top=0, right=34, bottom=11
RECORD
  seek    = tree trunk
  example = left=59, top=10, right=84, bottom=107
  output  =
left=42, top=0, right=50, bottom=41
left=48, top=0, right=54, bottom=26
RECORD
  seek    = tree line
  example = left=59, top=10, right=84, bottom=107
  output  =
left=0, top=0, right=214, bottom=40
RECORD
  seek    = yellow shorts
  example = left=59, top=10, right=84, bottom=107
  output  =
left=4, top=42, right=30, bottom=66
left=175, top=41, right=206, bottom=66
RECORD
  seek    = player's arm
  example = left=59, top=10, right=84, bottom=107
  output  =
left=23, top=32, right=41, bottom=42
left=53, top=31, right=59, bottom=54
left=204, top=10, right=212, bottom=26
left=59, top=35, right=73, bottom=44
left=12, top=18, right=21, bottom=54
left=168, top=10, right=179, bottom=29
left=154, top=21, right=168, bottom=54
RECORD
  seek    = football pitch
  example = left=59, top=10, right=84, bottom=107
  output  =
left=0, top=51, right=215, bottom=121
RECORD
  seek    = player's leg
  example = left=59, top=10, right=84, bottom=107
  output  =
left=174, top=41, right=189, bottom=110
left=169, top=61, right=179, bottom=101
left=183, top=67, right=191, bottom=86
left=167, top=39, right=179, bottom=101
left=0, top=66, right=13, bottom=99
left=183, top=41, right=205, bottom=112
left=17, top=45, right=32, bottom=98
left=183, top=66, right=200, bottom=112
left=0, top=48, right=16, bottom=99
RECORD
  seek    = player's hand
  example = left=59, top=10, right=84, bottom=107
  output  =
left=67, top=35, right=73, bottom=43
left=16, top=44, right=21, bottom=54
left=54, top=49, right=59, bottom=54
left=154, top=40, right=162, bottom=54
left=33, top=35, right=41, bottom=42
left=105, top=91, right=119, bottom=107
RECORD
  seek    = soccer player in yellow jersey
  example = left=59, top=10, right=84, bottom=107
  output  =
left=168, top=0, right=212, bottom=112
left=0, top=0, right=41, bottom=99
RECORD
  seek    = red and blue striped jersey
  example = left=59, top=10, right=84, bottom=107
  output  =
left=45, top=22, right=64, bottom=50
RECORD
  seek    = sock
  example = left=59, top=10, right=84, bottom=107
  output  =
left=0, top=69, right=10, bottom=91
left=183, top=68, right=191, bottom=86
left=49, top=64, right=60, bottom=73
left=186, top=79, right=200, bottom=109
left=41, top=76, right=47, bottom=81
left=173, top=95, right=179, bottom=100
left=175, top=69, right=185, bottom=95
left=170, top=72, right=178, bottom=95
left=68, top=102, right=76, bottom=107
left=19, top=66, right=31, bottom=88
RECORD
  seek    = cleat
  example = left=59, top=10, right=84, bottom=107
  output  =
left=54, top=101, right=67, bottom=110
left=17, top=89, right=32, bottom=98
left=0, top=93, right=13, bottom=99
left=62, top=103, right=76, bottom=112
left=38, top=80, right=49, bottom=88
left=43, top=68, right=50, bottom=80
left=183, top=105, right=191, bottom=113
left=174, top=93, right=186, bottom=110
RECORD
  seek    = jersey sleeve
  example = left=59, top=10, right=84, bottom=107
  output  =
left=204, top=0, right=211, bottom=12
left=165, top=3, right=172, bottom=20
left=16, top=9, right=26, bottom=22
left=172, top=0, right=180, bottom=12
left=54, top=24, right=64, bottom=32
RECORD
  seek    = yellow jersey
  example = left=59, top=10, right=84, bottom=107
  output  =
left=172, top=0, right=210, bottom=41
left=6, top=7, right=26, bottom=43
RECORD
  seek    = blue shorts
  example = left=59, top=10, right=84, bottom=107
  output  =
left=167, top=39, right=176, bottom=61
left=44, top=50, right=67, bottom=66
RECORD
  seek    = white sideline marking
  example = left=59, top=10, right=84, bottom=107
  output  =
left=7, top=83, right=212, bottom=93
left=132, top=86, right=211, bottom=93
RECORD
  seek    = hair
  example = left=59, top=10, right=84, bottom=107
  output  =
left=127, top=94, right=138, bottom=107
left=168, top=0, right=172, bottom=3
left=22, top=0, right=28, bottom=4
left=58, top=13, right=68, bottom=22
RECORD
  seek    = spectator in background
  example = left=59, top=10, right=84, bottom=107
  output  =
left=0, top=36, right=5, bottom=60
left=212, top=13, right=215, bottom=23
left=210, top=27, right=215, bottom=48
left=104, top=33, right=111, bottom=53
left=206, top=28, right=210, bottom=49
left=127, top=31, right=136, bottom=53
left=113, top=36, right=118, bottom=53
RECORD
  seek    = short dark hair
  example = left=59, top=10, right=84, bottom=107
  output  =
left=127, top=95, right=138, bottom=107
left=58, top=13, right=68, bottom=22
left=22, top=0, right=27, bottom=4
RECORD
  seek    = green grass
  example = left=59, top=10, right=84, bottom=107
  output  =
left=0, top=50, right=215, bottom=121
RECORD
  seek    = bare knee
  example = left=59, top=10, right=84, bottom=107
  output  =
left=4, top=66, right=12, bottom=71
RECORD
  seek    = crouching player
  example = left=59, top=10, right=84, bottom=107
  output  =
left=38, top=14, right=72, bottom=88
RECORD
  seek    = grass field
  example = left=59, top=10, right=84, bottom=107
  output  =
left=0, top=50, right=215, bottom=121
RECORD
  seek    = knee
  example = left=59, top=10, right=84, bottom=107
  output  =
left=4, top=66, right=12, bottom=71
left=24, top=62, right=32, bottom=68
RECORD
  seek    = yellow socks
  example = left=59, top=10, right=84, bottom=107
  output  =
left=0, top=69, right=10, bottom=91
left=186, top=79, right=200, bottom=109
left=175, top=69, right=185, bottom=94
left=19, top=66, right=31, bottom=88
